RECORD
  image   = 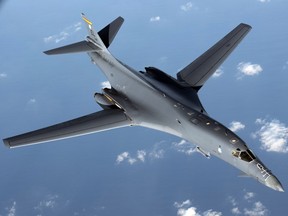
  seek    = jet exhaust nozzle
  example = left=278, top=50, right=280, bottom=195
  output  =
left=94, top=93, right=115, bottom=106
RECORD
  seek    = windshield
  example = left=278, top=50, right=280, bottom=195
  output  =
left=240, top=149, right=256, bottom=162
left=233, top=149, right=256, bottom=162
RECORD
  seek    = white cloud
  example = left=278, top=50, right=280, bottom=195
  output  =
left=180, top=2, right=193, bottom=11
left=116, top=150, right=146, bottom=165
left=34, top=194, right=59, bottom=211
left=137, top=150, right=146, bottom=162
left=173, top=139, right=196, bottom=155
left=228, top=196, right=238, bottom=207
left=116, top=152, right=130, bottom=164
left=28, top=98, right=37, bottom=104
left=203, top=210, right=222, bottom=216
left=177, top=207, right=198, bottom=216
left=228, top=191, right=268, bottom=216
left=117, top=141, right=166, bottom=165
left=244, top=192, right=255, bottom=201
left=149, top=140, right=166, bottom=159
left=7, top=201, right=16, bottom=216
left=74, top=22, right=82, bottom=32
left=174, top=199, right=222, bottom=216
left=229, top=121, right=245, bottom=132
left=44, top=32, right=69, bottom=44
left=149, top=148, right=165, bottom=159
left=237, top=62, right=263, bottom=79
left=174, top=200, right=192, bottom=209
left=212, top=68, right=224, bottom=78
left=231, top=207, right=241, bottom=215
left=174, top=200, right=198, bottom=216
left=128, top=157, right=137, bottom=165
left=150, top=16, right=160, bottom=22
left=25, top=98, right=39, bottom=112
left=26, top=98, right=37, bottom=107
left=244, top=201, right=268, bottom=216
left=100, top=81, right=111, bottom=89
left=116, top=141, right=168, bottom=165
left=257, top=0, right=270, bottom=3
left=44, top=22, right=82, bottom=43
left=253, top=118, right=288, bottom=153
left=0, top=73, right=7, bottom=79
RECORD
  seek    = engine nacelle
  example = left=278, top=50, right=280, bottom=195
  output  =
left=94, top=93, right=115, bottom=107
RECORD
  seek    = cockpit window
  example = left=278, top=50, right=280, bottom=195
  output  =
left=232, top=149, right=256, bottom=162
left=240, top=151, right=252, bottom=162
left=247, top=149, right=256, bottom=160
left=240, top=149, right=256, bottom=162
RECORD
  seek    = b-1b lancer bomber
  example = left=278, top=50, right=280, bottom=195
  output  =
left=3, top=14, right=284, bottom=192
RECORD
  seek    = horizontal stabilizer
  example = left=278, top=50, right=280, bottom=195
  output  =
left=3, top=109, right=131, bottom=148
left=44, top=40, right=100, bottom=55
left=44, top=15, right=124, bottom=55
left=177, top=23, right=251, bottom=90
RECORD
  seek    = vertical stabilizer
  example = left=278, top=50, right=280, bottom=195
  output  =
left=81, top=13, right=108, bottom=51
left=98, top=16, right=124, bottom=48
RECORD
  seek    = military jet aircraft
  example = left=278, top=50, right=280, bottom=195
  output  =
left=3, top=14, right=284, bottom=192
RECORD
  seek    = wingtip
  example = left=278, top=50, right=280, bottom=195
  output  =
left=3, top=138, right=11, bottom=148
left=118, top=16, right=124, bottom=22
left=240, top=23, right=252, bottom=30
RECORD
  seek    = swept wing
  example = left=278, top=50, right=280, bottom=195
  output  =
left=4, top=109, right=131, bottom=148
left=177, top=23, right=251, bottom=90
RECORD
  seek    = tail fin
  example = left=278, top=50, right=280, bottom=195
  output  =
left=44, top=14, right=124, bottom=55
left=98, top=16, right=124, bottom=48
left=81, top=13, right=107, bottom=50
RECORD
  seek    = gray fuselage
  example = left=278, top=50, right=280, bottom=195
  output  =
left=89, top=49, right=283, bottom=192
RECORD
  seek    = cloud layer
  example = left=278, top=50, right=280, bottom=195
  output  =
left=100, top=81, right=111, bottom=89
left=253, top=118, right=288, bottom=153
left=229, top=121, right=245, bottom=132
left=212, top=68, right=224, bottom=78
left=229, top=191, right=268, bottom=216
left=150, top=16, right=160, bottom=22
left=180, top=2, right=194, bottom=11
left=237, top=62, right=263, bottom=79
left=44, top=22, right=82, bottom=44
left=173, top=139, right=196, bottom=155
left=257, top=0, right=270, bottom=3
left=7, top=201, right=16, bottom=216
left=115, top=138, right=198, bottom=165
left=0, top=73, right=7, bottom=79
left=116, top=150, right=148, bottom=165
left=174, top=199, right=222, bottom=216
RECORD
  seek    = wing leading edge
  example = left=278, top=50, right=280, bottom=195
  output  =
left=3, top=109, right=132, bottom=148
left=177, top=23, right=251, bottom=90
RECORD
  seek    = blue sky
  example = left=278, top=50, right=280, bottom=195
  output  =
left=1, top=0, right=288, bottom=215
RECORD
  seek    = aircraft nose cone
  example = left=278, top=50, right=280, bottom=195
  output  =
left=265, top=175, right=284, bottom=192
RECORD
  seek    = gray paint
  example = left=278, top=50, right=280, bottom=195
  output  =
left=3, top=14, right=284, bottom=192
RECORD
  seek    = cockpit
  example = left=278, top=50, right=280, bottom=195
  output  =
left=232, top=148, right=256, bottom=162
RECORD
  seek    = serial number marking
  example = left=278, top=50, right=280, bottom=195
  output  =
left=257, top=163, right=271, bottom=181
